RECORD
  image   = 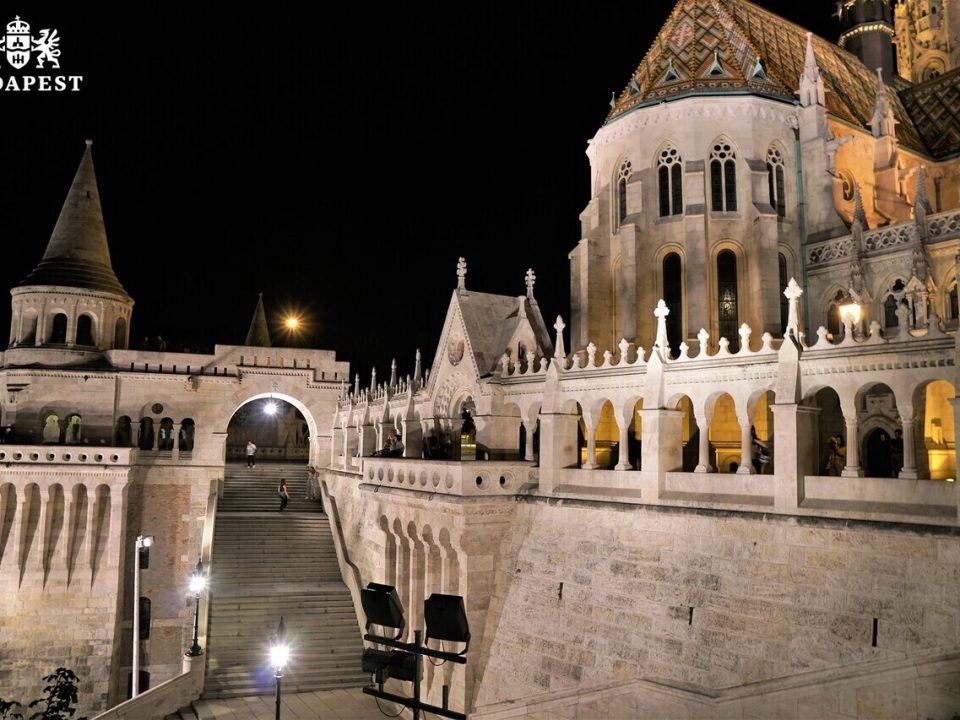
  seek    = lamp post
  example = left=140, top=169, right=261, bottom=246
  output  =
left=132, top=534, right=154, bottom=698
left=270, top=616, right=289, bottom=720
left=185, top=559, right=206, bottom=657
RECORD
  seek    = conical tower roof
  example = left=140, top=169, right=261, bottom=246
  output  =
left=244, top=293, right=272, bottom=347
left=19, top=140, right=130, bottom=298
left=605, top=0, right=924, bottom=153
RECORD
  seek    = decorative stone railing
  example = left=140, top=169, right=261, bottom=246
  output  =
left=807, top=208, right=960, bottom=268
left=0, top=445, right=136, bottom=465
left=361, top=458, right=537, bottom=498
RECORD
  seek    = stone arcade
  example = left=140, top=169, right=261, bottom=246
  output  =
left=3, top=1, right=960, bottom=718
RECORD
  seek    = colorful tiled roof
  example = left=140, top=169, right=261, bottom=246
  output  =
left=606, top=0, right=926, bottom=154
left=899, top=67, right=960, bottom=159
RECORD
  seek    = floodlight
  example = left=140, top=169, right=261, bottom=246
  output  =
left=361, top=583, right=405, bottom=639
left=424, top=594, right=470, bottom=654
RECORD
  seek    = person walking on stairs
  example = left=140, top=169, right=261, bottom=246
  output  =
left=246, top=439, right=257, bottom=467
left=278, top=478, right=290, bottom=511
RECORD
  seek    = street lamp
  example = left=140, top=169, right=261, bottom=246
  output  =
left=132, top=534, right=154, bottom=698
left=185, top=559, right=206, bottom=657
left=270, top=617, right=289, bottom=720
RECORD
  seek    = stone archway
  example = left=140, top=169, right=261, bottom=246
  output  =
left=219, top=392, right=323, bottom=467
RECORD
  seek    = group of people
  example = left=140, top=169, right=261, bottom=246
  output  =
left=275, top=466, right=321, bottom=512
left=372, top=431, right=404, bottom=457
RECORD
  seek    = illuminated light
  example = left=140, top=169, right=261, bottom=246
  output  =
left=839, top=295, right=862, bottom=325
left=189, top=570, right=206, bottom=594
left=947, top=478, right=956, bottom=483
left=285, top=316, right=300, bottom=331
left=270, top=642, right=290, bottom=670
left=838, top=22, right=894, bottom=47
left=264, top=401, right=278, bottom=416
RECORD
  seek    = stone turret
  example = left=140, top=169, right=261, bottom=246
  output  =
left=7, top=140, right=134, bottom=365
left=837, top=0, right=895, bottom=84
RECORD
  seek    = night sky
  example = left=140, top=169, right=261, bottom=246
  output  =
left=1, top=3, right=835, bottom=381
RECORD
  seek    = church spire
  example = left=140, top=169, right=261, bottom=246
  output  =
left=870, top=67, right=897, bottom=138
left=19, top=140, right=129, bottom=298
left=798, top=33, right=826, bottom=108
left=244, top=293, right=272, bottom=347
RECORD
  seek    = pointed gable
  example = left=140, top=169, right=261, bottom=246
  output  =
left=606, top=0, right=926, bottom=154
left=19, top=140, right=130, bottom=298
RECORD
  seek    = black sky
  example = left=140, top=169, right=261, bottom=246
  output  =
left=1, top=2, right=835, bottom=381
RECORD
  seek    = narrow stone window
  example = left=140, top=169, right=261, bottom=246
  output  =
left=717, top=250, right=739, bottom=351
left=617, top=160, right=632, bottom=226
left=779, top=253, right=789, bottom=331
left=710, top=141, right=737, bottom=212
left=657, top=146, right=683, bottom=217
left=663, top=253, right=683, bottom=355
left=766, top=147, right=786, bottom=217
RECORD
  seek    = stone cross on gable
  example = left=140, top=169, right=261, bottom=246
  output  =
left=553, top=316, right=566, bottom=359
left=784, top=277, right=803, bottom=339
left=653, top=299, right=670, bottom=350
left=525, top=268, right=536, bottom=298
left=457, top=257, right=467, bottom=291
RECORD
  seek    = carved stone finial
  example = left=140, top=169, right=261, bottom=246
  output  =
left=799, top=32, right=826, bottom=107
left=456, top=257, right=467, bottom=291
left=784, top=277, right=804, bottom=339
left=738, top=323, right=752, bottom=353
left=553, top=316, right=566, bottom=359
left=870, top=67, right=897, bottom=138
left=525, top=268, right=536, bottom=298
left=586, top=341, right=597, bottom=366
left=653, top=300, right=670, bottom=351
left=915, top=165, right=932, bottom=216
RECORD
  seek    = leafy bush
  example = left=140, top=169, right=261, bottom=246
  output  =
left=0, top=668, right=86, bottom=720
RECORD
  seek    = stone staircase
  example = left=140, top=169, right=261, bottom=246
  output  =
left=201, top=463, right=368, bottom=699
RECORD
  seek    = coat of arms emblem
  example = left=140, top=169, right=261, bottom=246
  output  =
left=0, top=16, right=61, bottom=70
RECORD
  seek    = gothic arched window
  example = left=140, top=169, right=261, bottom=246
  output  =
left=766, top=147, right=786, bottom=217
left=76, top=314, right=95, bottom=346
left=114, top=317, right=127, bottom=349
left=617, top=160, right=632, bottom=226
left=717, top=250, right=739, bottom=351
left=49, top=313, right=67, bottom=344
left=657, top=146, right=683, bottom=217
left=883, top=279, right=906, bottom=329
left=710, top=140, right=737, bottom=212
left=949, top=281, right=959, bottom=322
left=663, top=253, right=683, bottom=355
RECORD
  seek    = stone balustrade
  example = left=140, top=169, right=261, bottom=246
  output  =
left=361, top=458, right=537, bottom=498
left=0, top=444, right=136, bottom=465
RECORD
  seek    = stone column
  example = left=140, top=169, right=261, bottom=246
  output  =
left=83, top=487, right=98, bottom=572
left=899, top=410, right=919, bottom=479
left=401, top=418, right=422, bottom=459
left=536, top=412, right=580, bottom=491
left=737, top=416, right=754, bottom=475
left=694, top=409, right=713, bottom=473
left=640, top=408, right=683, bottom=476
left=842, top=415, right=862, bottom=477
left=359, top=424, right=377, bottom=457
left=521, top=420, right=536, bottom=462
left=172, top=422, right=183, bottom=460
left=615, top=410, right=632, bottom=471
left=8, top=485, right=28, bottom=574
left=59, top=483, right=77, bottom=573
left=583, top=413, right=598, bottom=470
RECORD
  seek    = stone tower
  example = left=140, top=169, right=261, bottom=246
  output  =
left=6, top=140, right=134, bottom=365
left=838, top=0, right=896, bottom=83
left=894, top=0, right=960, bottom=82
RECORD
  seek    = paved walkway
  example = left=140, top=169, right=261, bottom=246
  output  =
left=199, top=688, right=393, bottom=719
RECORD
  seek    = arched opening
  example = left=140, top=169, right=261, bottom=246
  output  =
left=717, top=250, right=739, bottom=351
left=227, top=398, right=311, bottom=463
left=179, top=418, right=196, bottom=452
left=589, top=400, right=619, bottom=469
left=454, top=397, right=477, bottom=461
left=114, top=317, right=128, bottom=350
left=627, top=399, right=643, bottom=470
left=916, top=380, right=956, bottom=480
left=616, top=160, right=632, bottom=227
left=826, top=290, right=844, bottom=338
left=138, top=418, right=155, bottom=451
left=157, top=418, right=175, bottom=452
left=64, top=414, right=82, bottom=445
left=750, top=391, right=775, bottom=474
left=858, top=383, right=899, bottom=478
left=41, top=413, right=61, bottom=444
left=882, top=279, right=907, bottom=332
left=663, top=253, right=683, bottom=356
left=115, top=416, right=133, bottom=447
left=766, top=146, right=786, bottom=217
left=807, top=387, right=845, bottom=476
left=76, top=314, right=95, bottom=347
left=48, top=313, right=68, bottom=344
left=708, top=394, right=739, bottom=472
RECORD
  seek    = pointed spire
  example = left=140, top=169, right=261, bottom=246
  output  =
left=389, top=358, right=397, bottom=388
left=413, top=349, right=422, bottom=386
left=870, top=67, right=896, bottom=138
left=553, top=316, right=566, bottom=359
left=244, top=293, right=272, bottom=347
left=20, top=140, right=129, bottom=298
left=914, top=165, right=932, bottom=216
left=852, top=182, right=867, bottom=229
left=798, top=32, right=826, bottom=107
